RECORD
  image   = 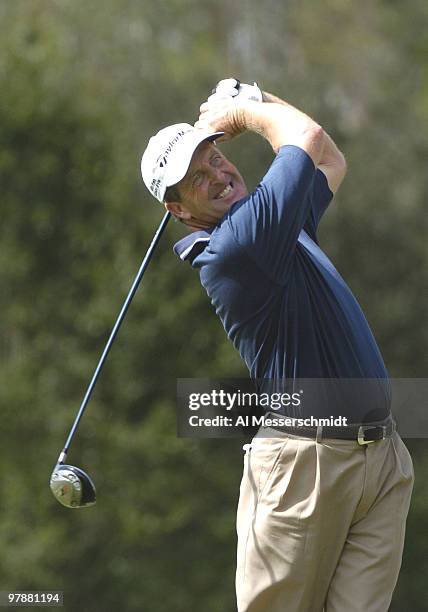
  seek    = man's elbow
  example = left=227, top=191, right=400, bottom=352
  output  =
left=301, top=123, right=325, bottom=166
left=337, top=149, right=348, bottom=175
left=318, top=149, right=347, bottom=193
left=336, top=150, right=348, bottom=186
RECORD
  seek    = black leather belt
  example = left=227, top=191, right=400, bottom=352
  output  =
left=263, top=413, right=395, bottom=445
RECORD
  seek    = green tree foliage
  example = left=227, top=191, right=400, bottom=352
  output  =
left=0, top=1, right=427, bottom=610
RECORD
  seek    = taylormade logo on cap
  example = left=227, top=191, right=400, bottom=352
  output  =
left=156, top=129, right=188, bottom=168
left=141, top=123, right=224, bottom=203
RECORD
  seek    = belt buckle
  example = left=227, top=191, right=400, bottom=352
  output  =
left=357, top=424, right=386, bottom=446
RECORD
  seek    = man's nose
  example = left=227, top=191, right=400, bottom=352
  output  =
left=207, top=166, right=226, bottom=183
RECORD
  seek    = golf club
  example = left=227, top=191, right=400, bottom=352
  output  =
left=50, top=211, right=171, bottom=508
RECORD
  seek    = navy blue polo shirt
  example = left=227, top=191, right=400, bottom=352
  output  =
left=174, top=145, right=390, bottom=421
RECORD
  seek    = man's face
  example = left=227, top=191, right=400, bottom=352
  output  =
left=165, top=141, right=248, bottom=229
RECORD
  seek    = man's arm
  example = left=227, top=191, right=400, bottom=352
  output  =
left=261, top=91, right=347, bottom=194
left=196, top=96, right=324, bottom=283
left=197, top=96, right=325, bottom=168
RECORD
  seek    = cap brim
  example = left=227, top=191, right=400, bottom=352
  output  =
left=163, top=130, right=225, bottom=196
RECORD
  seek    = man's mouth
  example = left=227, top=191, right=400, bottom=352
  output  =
left=214, top=183, right=233, bottom=199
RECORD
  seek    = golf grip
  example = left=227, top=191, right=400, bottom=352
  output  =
left=56, top=211, right=171, bottom=465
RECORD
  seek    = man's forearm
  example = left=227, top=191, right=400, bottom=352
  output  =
left=261, top=91, right=345, bottom=168
left=198, top=87, right=327, bottom=169
left=236, top=99, right=325, bottom=165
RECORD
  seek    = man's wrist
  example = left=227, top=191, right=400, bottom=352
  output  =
left=233, top=101, right=322, bottom=156
left=232, top=101, right=262, bottom=133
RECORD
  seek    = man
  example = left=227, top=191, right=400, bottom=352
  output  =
left=141, top=80, right=414, bottom=612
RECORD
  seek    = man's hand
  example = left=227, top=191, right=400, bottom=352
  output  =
left=194, top=78, right=263, bottom=140
left=209, top=78, right=263, bottom=103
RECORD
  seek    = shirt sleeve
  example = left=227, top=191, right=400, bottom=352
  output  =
left=302, top=168, right=334, bottom=243
left=227, top=145, right=317, bottom=285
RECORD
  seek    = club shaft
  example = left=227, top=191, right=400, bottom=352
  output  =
left=57, top=212, right=171, bottom=464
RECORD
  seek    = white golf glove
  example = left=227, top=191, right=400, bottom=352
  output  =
left=207, top=78, right=263, bottom=104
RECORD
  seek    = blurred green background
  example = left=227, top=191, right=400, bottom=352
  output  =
left=1, top=1, right=427, bottom=610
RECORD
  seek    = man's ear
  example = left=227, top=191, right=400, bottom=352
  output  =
left=164, top=201, right=191, bottom=221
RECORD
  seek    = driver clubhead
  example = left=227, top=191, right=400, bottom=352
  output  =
left=50, top=464, right=96, bottom=508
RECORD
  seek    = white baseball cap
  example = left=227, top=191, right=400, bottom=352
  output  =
left=141, top=123, right=224, bottom=203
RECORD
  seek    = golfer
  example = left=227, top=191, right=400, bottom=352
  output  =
left=141, top=80, right=414, bottom=612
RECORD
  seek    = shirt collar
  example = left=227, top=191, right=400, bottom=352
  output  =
left=173, top=229, right=212, bottom=263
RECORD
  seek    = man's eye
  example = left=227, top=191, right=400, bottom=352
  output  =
left=212, top=156, right=222, bottom=166
left=193, top=174, right=203, bottom=187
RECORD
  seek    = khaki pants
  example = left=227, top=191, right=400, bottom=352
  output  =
left=236, top=428, right=414, bottom=612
